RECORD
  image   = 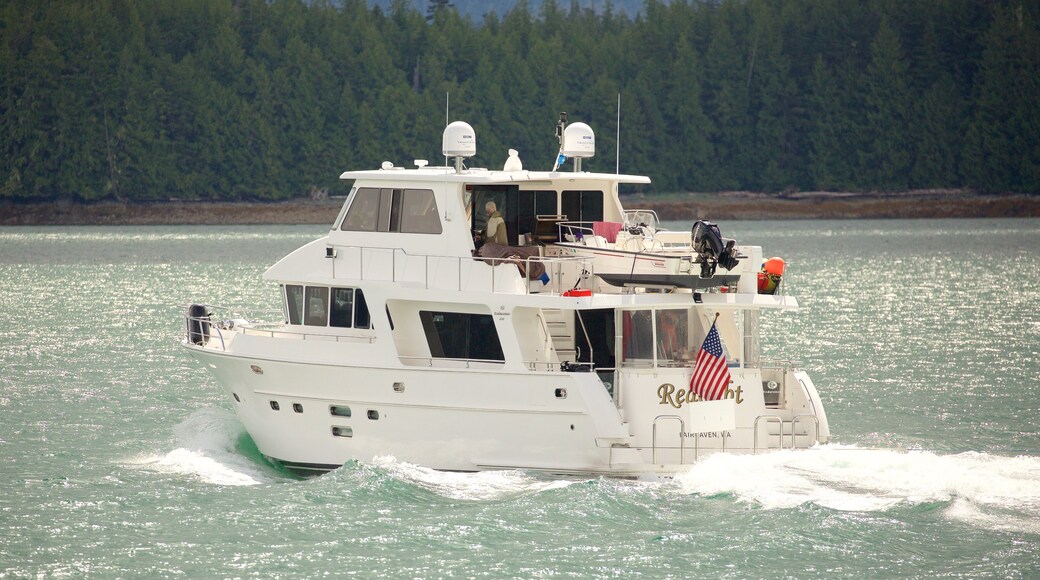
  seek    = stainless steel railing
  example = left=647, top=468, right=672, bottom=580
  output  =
left=182, top=304, right=375, bottom=352
left=326, top=243, right=595, bottom=296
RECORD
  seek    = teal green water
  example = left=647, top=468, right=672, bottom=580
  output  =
left=1, top=220, right=1038, bottom=578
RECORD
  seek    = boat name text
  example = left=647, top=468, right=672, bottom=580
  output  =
left=657, top=382, right=744, bottom=407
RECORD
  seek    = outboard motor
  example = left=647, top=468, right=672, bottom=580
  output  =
left=692, top=220, right=740, bottom=278
left=187, top=304, right=211, bottom=346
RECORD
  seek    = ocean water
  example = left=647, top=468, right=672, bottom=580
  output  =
left=1, top=219, right=1038, bottom=578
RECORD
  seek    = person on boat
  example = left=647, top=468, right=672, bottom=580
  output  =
left=485, top=201, right=508, bottom=245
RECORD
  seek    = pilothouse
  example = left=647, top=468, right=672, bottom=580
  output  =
left=182, top=115, right=830, bottom=476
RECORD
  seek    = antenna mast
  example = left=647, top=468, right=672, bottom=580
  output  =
left=445, top=92, right=450, bottom=167
left=616, top=93, right=621, bottom=175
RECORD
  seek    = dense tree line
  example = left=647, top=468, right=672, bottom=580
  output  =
left=2, top=0, right=1038, bottom=202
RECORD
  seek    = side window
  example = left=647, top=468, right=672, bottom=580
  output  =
left=562, top=190, right=604, bottom=223
left=355, top=289, right=371, bottom=329
left=341, top=187, right=438, bottom=234
left=304, top=287, right=329, bottom=326
left=330, top=288, right=354, bottom=328
left=399, top=189, right=441, bottom=234
left=341, top=188, right=381, bottom=231
left=419, top=311, right=504, bottom=362
left=286, top=285, right=304, bottom=325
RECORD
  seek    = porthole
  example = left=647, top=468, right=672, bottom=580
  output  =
left=393, top=382, right=405, bottom=393
left=367, top=410, right=379, bottom=420
left=331, top=426, right=353, bottom=438
left=270, top=401, right=280, bottom=411
left=233, top=393, right=241, bottom=403
left=250, top=365, right=264, bottom=375
left=555, top=388, right=567, bottom=399
left=330, top=405, right=351, bottom=417
left=293, top=403, right=303, bottom=413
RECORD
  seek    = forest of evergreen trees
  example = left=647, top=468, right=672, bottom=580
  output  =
left=2, top=0, right=1039, bottom=203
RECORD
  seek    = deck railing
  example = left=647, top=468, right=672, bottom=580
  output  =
left=182, top=304, right=375, bottom=352
left=326, top=243, right=594, bottom=296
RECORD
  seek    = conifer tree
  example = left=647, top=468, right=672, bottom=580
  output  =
left=862, top=17, right=912, bottom=191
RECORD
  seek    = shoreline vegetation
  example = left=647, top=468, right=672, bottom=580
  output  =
left=4, top=2, right=1040, bottom=205
left=2, top=190, right=1037, bottom=226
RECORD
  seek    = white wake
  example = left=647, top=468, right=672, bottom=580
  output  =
left=673, top=445, right=1040, bottom=532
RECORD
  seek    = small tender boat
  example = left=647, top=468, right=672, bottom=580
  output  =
left=182, top=116, right=830, bottom=477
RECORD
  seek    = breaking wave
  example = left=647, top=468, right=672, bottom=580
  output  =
left=128, top=407, right=281, bottom=486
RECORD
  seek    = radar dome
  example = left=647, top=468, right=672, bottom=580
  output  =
left=442, top=121, right=476, bottom=158
left=561, top=122, right=595, bottom=158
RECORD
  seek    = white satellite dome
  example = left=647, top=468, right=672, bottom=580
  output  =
left=561, top=122, right=595, bottom=158
left=442, top=121, right=476, bottom=158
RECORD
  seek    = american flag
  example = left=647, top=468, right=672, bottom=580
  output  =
left=689, top=321, right=731, bottom=400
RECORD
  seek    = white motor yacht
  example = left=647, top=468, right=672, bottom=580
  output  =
left=182, top=117, right=829, bottom=476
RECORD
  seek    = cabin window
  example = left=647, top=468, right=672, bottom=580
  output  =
left=330, top=288, right=354, bottom=328
left=517, top=190, right=557, bottom=242
left=341, top=187, right=438, bottom=234
left=562, top=190, right=604, bottom=224
left=355, top=289, right=371, bottom=329
left=304, top=286, right=329, bottom=326
left=288, top=285, right=370, bottom=329
left=419, top=311, right=504, bottom=362
left=398, top=189, right=442, bottom=234
left=656, top=309, right=691, bottom=365
left=286, top=285, right=304, bottom=325
left=621, top=310, right=654, bottom=364
left=341, top=187, right=383, bottom=231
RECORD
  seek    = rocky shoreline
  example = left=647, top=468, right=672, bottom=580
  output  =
left=1, top=192, right=1037, bottom=226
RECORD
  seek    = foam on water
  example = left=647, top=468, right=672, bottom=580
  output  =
left=366, top=456, right=577, bottom=500
left=128, top=408, right=277, bottom=486
left=673, top=444, right=1040, bottom=532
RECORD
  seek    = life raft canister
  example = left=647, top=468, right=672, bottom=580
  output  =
left=757, top=256, right=785, bottom=295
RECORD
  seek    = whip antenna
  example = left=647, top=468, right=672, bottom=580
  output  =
left=616, top=93, right=621, bottom=174
left=445, top=92, right=449, bottom=167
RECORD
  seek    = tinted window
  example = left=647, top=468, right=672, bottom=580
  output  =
left=330, top=288, right=354, bottom=328
left=286, top=285, right=304, bottom=325
left=656, top=309, right=690, bottom=363
left=341, top=187, right=438, bottom=234
left=399, top=189, right=441, bottom=234
left=622, top=310, right=654, bottom=361
left=419, top=311, right=504, bottom=362
left=516, top=190, right=557, bottom=240
left=562, top=190, right=604, bottom=223
left=304, top=286, right=329, bottom=326
left=355, top=289, right=371, bottom=329
left=341, top=187, right=381, bottom=231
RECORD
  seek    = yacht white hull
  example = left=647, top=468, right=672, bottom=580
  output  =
left=184, top=334, right=829, bottom=477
